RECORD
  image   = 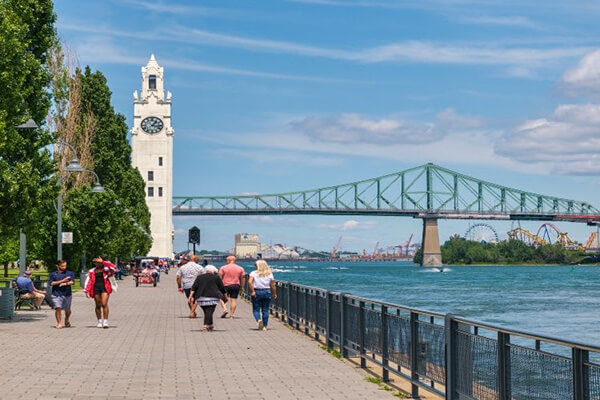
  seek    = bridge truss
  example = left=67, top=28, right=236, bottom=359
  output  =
left=173, top=163, right=600, bottom=223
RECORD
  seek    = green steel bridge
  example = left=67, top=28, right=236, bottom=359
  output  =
left=172, top=163, right=600, bottom=266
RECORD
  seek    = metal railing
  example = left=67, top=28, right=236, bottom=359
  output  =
left=244, top=279, right=600, bottom=400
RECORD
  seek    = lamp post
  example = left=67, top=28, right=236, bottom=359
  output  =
left=55, top=142, right=106, bottom=261
left=15, top=119, right=38, bottom=275
left=55, top=141, right=84, bottom=261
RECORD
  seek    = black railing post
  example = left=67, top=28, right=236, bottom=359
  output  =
left=498, top=332, right=511, bottom=400
left=410, top=312, right=420, bottom=398
left=381, top=305, right=389, bottom=382
left=340, top=294, right=348, bottom=358
left=572, top=347, right=589, bottom=400
left=295, top=285, right=300, bottom=330
left=445, top=314, right=458, bottom=400
left=274, top=277, right=283, bottom=320
left=326, top=290, right=332, bottom=349
left=314, top=290, right=320, bottom=341
left=359, top=300, right=366, bottom=368
left=286, top=283, right=292, bottom=326
left=304, top=288, right=309, bottom=335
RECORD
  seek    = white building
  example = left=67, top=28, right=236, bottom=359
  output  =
left=131, top=55, right=174, bottom=258
left=262, top=244, right=300, bottom=260
left=234, top=233, right=265, bottom=259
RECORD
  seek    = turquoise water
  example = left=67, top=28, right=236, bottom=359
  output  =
left=238, top=261, right=600, bottom=346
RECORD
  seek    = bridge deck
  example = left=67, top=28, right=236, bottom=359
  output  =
left=0, top=271, right=394, bottom=399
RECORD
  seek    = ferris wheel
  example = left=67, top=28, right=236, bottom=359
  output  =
left=464, top=223, right=500, bottom=244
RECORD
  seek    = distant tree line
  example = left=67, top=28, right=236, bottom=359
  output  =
left=413, top=235, right=586, bottom=265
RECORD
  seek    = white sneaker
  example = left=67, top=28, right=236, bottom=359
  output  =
left=262, top=327, right=268, bottom=331
left=258, top=320, right=264, bottom=330
left=102, top=321, right=109, bottom=329
left=97, top=321, right=103, bottom=328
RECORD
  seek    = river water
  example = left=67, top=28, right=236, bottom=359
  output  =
left=237, top=260, right=600, bottom=346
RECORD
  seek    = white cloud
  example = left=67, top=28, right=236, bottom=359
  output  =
left=291, top=109, right=485, bottom=145
left=495, top=103, right=600, bottom=174
left=70, top=36, right=332, bottom=82
left=208, top=148, right=345, bottom=167
left=458, top=15, right=540, bottom=29
left=60, top=23, right=592, bottom=73
left=117, top=0, right=240, bottom=17
left=561, top=50, right=600, bottom=97
left=317, top=219, right=378, bottom=231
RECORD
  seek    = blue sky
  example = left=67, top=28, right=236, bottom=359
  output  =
left=54, top=0, right=600, bottom=253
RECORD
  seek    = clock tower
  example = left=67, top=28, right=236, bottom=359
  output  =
left=131, top=54, right=174, bottom=257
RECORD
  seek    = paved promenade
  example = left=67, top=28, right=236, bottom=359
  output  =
left=0, top=270, right=394, bottom=400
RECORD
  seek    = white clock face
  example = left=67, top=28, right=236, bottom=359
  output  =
left=141, top=117, right=164, bottom=134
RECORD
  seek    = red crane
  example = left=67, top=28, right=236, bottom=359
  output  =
left=331, top=236, right=343, bottom=259
left=394, top=234, right=414, bottom=256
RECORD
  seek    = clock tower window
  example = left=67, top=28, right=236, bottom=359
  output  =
left=148, top=171, right=154, bottom=181
left=159, top=187, right=163, bottom=197
left=148, top=187, right=154, bottom=197
left=158, top=156, right=163, bottom=166
left=149, top=75, right=157, bottom=90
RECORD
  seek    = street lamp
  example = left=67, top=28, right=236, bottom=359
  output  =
left=82, top=168, right=105, bottom=193
left=55, top=142, right=105, bottom=260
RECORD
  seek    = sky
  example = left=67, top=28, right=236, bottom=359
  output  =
left=53, top=0, right=600, bottom=253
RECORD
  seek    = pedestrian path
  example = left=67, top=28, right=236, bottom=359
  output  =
left=0, top=270, right=395, bottom=400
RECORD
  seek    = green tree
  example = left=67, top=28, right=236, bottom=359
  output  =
left=59, top=67, right=151, bottom=266
left=0, top=0, right=57, bottom=261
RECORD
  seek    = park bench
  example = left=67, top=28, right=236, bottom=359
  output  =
left=12, top=281, right=36, bottom=310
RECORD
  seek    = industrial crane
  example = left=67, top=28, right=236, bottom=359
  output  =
left=397, top=234, right=414, bottom=256
left=331, top=236, right=343, bottom=259
left=371, top=241, right=380, bottom=258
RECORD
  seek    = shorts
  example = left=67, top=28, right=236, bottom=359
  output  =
left=225, top=284, right=240, bottom=299
left=94, top=287, right=107, bottom=295
left=184, top=288, right=191, bottom=298
left=52, top=295, right=72, bottom=310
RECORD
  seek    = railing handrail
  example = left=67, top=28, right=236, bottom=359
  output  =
left=452, top=315, right=600, bottom=353
left=276, top=278, right=599, bottom=352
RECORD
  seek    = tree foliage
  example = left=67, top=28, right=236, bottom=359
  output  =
left=59, top=67, right=151, bottom=266
left=413, top=234, right=585, bottom=265
left=0, top=0, right=57, bottom=260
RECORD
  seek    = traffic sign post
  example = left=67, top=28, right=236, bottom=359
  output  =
left=188, top=226, right=200, bottom=255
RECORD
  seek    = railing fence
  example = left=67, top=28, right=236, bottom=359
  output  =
left=243, top=278, right=600, bottom=400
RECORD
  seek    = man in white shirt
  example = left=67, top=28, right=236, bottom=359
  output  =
left=176, top=255, right=205, bottom=318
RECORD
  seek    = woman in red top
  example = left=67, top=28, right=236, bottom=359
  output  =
left=84, top=257, right=117, bottom=329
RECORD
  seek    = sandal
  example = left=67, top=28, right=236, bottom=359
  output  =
left=65, top=322, right=71, bottom=328
left=220, top=311, right=228, bottom=318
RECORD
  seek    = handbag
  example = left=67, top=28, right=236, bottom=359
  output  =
left=109, top=276, right=118, bottom=292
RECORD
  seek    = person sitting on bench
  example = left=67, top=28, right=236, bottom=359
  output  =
left=15, top=270, right=46, bottom=308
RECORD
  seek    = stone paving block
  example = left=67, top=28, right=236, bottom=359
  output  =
left=0, top=270, right=393, bottom=400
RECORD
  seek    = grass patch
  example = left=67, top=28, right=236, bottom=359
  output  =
left=364, top=376, right=406, bottom=398
left=319, top=345, right=343, bottom=359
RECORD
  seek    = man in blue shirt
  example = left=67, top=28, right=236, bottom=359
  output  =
left=15, top=270, right=46, bottom=308
left=48, top=260, right=75, bottom=329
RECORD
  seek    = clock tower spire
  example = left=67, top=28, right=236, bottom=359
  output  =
left=131, top=55, right=174, bottom=258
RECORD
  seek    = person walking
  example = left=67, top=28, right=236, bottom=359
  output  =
left=84, top=257, right=117, bottom=329
left=218, top=255, right=245, bottom=319
left=176, top=255, right=205, bottom=318
left=188, top=265, right=227, bottom=332
left=48, top=260, right=75, bottom=329
left=248, top=260, right=277, bottom=331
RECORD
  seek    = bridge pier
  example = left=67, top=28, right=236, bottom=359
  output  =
left=421, top=218, right=442, bottom=267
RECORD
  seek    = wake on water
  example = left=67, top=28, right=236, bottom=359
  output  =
left=420, top=267, right=452, bottom=273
